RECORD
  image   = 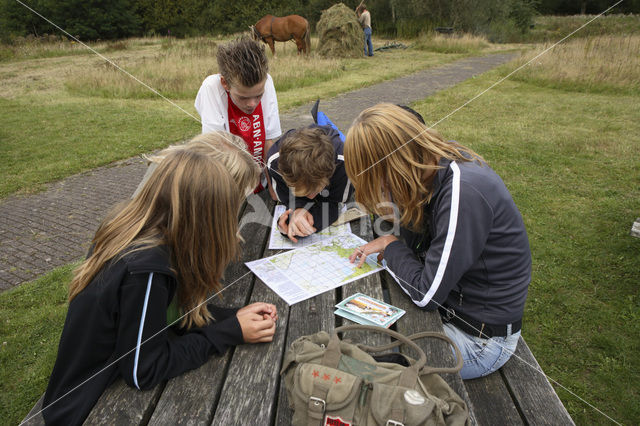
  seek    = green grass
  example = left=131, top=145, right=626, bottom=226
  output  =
left=0, top=96, right=198, bottom=197
left=411, top=66, right=640, bottom=425
left=527, top=14, right=640, bottom=43
left=0, top=35, right=508, bottom=199
left=0, top=263, right=76, bottom=425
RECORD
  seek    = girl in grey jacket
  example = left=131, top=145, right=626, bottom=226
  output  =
left=344, top=103, right=531, bottom=379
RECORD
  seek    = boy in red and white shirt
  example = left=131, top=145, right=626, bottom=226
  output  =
left=195, top=37, right=281, bottom=193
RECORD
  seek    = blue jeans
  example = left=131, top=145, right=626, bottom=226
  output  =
left=443, top=322, right=521, bottom=380
left=363, top=27, right=373, bottom=56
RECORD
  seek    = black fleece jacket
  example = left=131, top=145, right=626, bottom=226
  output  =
left=42, top=245, right=243, bottom=425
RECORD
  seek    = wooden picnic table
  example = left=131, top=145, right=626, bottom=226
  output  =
left=24, top=190, right=574, bottom=425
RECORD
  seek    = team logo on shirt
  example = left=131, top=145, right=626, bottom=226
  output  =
left=237, top=116, right=251, bottom=132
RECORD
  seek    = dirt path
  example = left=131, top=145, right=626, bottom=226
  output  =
left=0, top=52, right=516, bottom=290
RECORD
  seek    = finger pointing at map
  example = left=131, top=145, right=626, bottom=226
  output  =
left=349, top=235, right=398, bottom=268
left=277, top=209, right=292, bottom=234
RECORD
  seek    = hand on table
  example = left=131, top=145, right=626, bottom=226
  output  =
left=349, top=235, right=398, bottom=268
left=277, top=208, right=316, bottom=243
left=237, top=302, right=278, bottom=343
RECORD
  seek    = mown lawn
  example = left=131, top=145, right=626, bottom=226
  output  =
left=0, top=35, right=513, bottom=199
left=412, top=58, right=639, bottom=425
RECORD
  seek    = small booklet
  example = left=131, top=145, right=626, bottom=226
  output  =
left=335, top=293, right=405, bottom=328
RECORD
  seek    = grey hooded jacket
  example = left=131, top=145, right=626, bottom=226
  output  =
left=384, top=157, right=531, bottom=325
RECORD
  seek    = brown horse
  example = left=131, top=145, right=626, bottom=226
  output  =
left=250, top=14, right=310, bottom=56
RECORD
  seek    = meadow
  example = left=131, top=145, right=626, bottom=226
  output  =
left=1, top=17, right=639, bottom=425
left=411, top=34, right=639, bottom=424
left=0, top=33, right=512, bottom=198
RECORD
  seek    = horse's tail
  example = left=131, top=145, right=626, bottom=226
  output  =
left=304, top=19, right=311, bottom=54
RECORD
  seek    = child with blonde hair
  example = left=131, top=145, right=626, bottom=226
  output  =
left=135, top=131, right=259, bottom=199
left=43, top=139, right=277, bottom=425
left=345, top=103, right=531, bottom=379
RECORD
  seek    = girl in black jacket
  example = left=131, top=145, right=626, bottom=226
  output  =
left=42, top=133, right=278, bottom=425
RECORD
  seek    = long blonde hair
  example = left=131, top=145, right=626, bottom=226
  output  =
left=344, top=103, right=483, bottom=230
left=70, top=150, right=245, bottom=329
left=148, top=131, right=260, bottom=197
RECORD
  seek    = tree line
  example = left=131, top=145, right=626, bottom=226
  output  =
left=1, top=0, right=638, bottom=41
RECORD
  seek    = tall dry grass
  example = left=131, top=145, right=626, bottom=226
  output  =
left=0, top=36, right=138, bottom=62
left=528, top=14, right=640, bottom=43
left=65, top=36, right=345, bottom=100
left=414, top=33, right=490, bottom=54
left=513, top=35, right=640, bottom=93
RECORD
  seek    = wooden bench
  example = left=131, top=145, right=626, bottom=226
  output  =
left=23, top=191, right=573, bottom=425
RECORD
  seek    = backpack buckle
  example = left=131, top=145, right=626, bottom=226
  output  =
left=309, top=396, right=326, bottom=413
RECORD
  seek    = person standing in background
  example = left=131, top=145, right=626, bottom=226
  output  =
left=356, top=3, right=373, bottom=57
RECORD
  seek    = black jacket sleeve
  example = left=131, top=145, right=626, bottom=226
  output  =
left=115, top=272, right=244, bottom=390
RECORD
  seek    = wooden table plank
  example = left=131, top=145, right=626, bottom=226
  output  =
left=20, top=395, right=45, bottom=426
left=464, top=373, right=524, bottom=425
left=84, top=378, right=163, bottom=425
left=274, top=290, right=337, bottom=425
left=210, top=280, right=289, bottom=425
left=211, top=197, right=292, bottom=425
left=147, top=192, right=273, bottom=425
left=339, top=215, right=389, bottom=347
left=501, top=337, right=575, bottom=425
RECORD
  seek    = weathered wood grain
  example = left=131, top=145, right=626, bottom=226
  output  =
left=274, top=291, right=337, bottom=425
left=21, top=394, right=45, bottom=426
left=211, top=197, right=290, bottom=425
left=501, top=337, right=574, bottom=425
left=341, top=212, right=390, bottom=347
left=147, top=193, right=273, bottom=425
left=464, top=373, right=524, bottom=425
left=83, top=378, right=163, bottom=425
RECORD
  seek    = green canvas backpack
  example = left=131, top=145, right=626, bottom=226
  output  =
left=281, top=325, right=470, bottom=426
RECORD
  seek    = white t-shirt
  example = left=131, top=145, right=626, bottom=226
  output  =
left=194, top=74, right=282, bottom=141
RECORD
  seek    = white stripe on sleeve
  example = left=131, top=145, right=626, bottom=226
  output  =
left=400, top=162, right=461, bottom=307
left=342, top=178, right=351, bottom=203
left=336, top=155, right=351, bottom=202
left=133, top=272, right=154, bottom=390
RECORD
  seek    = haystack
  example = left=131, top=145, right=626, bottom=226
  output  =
left=316, top=3, right=362, bottom=58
